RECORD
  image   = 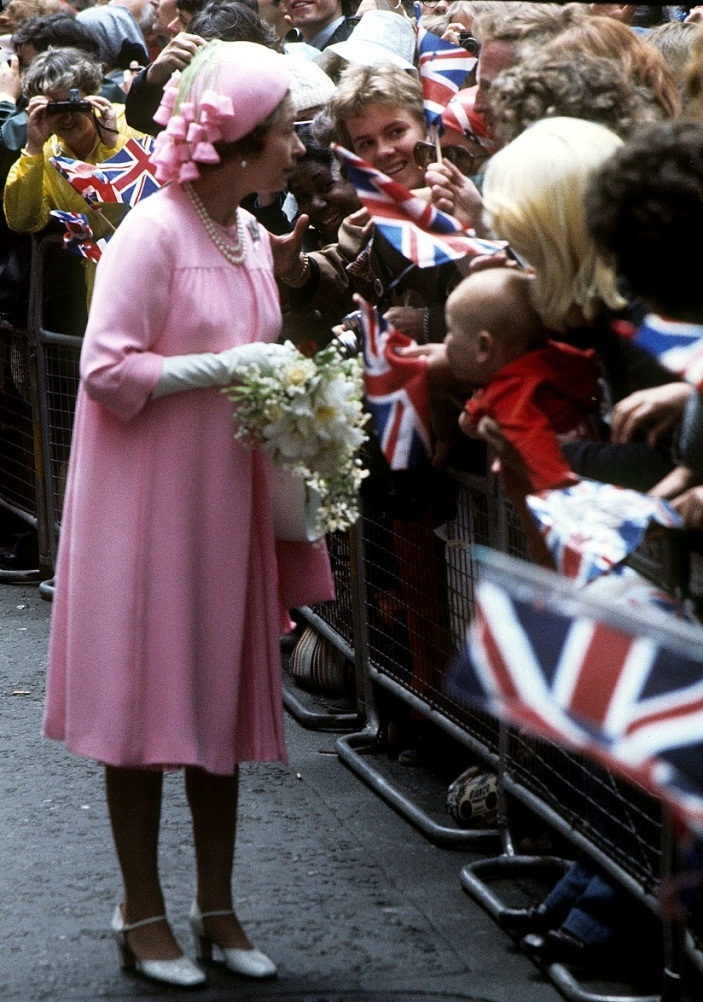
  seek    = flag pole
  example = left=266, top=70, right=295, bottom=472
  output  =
left=432, top=123, right=443, bottom=164
left=85, top=202, right=117, bottom=234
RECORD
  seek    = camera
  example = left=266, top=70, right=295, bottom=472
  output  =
left=46, top=87, right=91, bottom=115
left=458, top=32, right=480, bottom=56
left=331, top=311, right=362, bottom=357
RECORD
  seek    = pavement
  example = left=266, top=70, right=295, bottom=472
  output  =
left=0, top=581, right=563, bottom=1002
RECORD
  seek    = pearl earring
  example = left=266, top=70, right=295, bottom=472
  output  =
left=240, top=159, right=248, bottom=169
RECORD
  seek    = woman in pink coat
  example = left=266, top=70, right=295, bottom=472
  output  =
left=43, top=40, right=333, bottom=988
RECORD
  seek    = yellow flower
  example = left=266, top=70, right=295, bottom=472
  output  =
left=315, top=405, right=337, bottom=423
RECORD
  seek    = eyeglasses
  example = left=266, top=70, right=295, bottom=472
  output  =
left=413, top=140, right=490, bottom=176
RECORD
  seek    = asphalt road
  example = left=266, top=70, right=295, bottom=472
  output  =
left=0, top=581, right=561, bottom=1002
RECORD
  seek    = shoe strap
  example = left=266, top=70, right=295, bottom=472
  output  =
left=199, top=909, right=234, bottom=919
left=123, top=913, right=168, bottom=931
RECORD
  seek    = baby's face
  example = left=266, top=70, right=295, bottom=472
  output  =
left=444, top=304, right=484, bottom=384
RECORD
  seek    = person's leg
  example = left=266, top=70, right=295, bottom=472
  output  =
left=105, top=765, right=183, bottom=960
left=540, top=860, right=595, bottom=928
left=185, top=766, right=252, bottom=949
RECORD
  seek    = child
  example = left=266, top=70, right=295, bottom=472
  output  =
left=444, top=268, right=602, bottom=495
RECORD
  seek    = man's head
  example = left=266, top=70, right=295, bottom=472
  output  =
left=471, top=2, right=587, bottom=126
left=586, top=120, right=703, bottom=324
left=281, top=0, right=343, bottom=43
left=487, top=50, right=660, bottom=149
left=150, top=0, right=179, bottom=38
left=445, top=269, right=544, bottom=385
left=12, top=13, right=100, bottom=71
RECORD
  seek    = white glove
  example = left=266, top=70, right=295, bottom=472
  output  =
left=151, top=342, right=292, bottom=399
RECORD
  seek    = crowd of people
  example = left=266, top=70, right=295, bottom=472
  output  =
left=2, top=0, right=703, bottom=992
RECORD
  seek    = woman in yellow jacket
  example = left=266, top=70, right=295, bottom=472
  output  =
left=4, top=45, right=146, bottom=305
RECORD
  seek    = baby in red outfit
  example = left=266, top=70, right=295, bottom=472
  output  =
left=445, top=269, right=601, bottom=494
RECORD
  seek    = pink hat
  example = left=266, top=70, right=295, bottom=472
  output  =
left=441, top=86, right=494, bottom=148
left=151, top=40, right=291, bottom=184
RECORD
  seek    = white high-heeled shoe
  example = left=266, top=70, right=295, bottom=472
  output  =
left=111, top=906, right=207, bottom=987
left=189, top=902, right=277, bottom=979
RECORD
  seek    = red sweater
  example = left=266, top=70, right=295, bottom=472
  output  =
left=465, top=340, right=601, bottom=493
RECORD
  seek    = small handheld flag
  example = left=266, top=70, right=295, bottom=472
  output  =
left=449, top=547, right=703, bottom=837
left=50, top=136, right=160, bottom=208
left=526, top=478, right=682, bottom=586
left=49, top=210, right=108, bottom=263
left=357, top=296, right=432, bottom=470
left=414, top=3, right=476, bottom=132
left=614, top=313, right=703, bottom=392
left=333, top=143, right=505, bottom=268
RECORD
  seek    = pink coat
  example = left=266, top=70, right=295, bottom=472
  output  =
left=43, top=184, right=334, bottom=774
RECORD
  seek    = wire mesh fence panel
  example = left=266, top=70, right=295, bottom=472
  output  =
left=506, top=730, right=662, bottom=896
left=39, top=337, right=81, bottom=528
left=0, top=323, right=37, bottom=521
left=309, top=529, right=355, bottom=649
left=359, top=472, right=500, bottom=758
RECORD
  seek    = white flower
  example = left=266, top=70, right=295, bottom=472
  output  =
left=222, top=342, right=369, bottom=534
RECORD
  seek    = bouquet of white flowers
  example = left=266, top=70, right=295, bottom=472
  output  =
left=222, top=341, right=369, bottom=536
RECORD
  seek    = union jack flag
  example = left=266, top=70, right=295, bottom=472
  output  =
left=415, top=5, right=476, bottom=130
left=449, top=548, right=703, bottom=837
left=49, top=209, right=108, bottom=263
left=357, top=297, right=432, bottom=469
left=333, top=144, right=505, bottom=268
left=614, top=313, right=703, bottom=391
left=50, top=137, right=160, bottom=208
left=526, top=478, right=682, bottom=586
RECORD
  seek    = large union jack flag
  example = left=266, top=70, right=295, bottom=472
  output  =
left=415, top=5, right=476, bottom=130
left=614, top=313, right=703, bottom=392
left=50, top=137, right=160, bottom=208
left=449, top=548, right=703, bottom=836
left=333, top=144, right=505, bottom=268
left=49, top=209, right=108, bottom=263
left=357, top=297, right=432, bottom=469
left=526, top=478, right=682, bottom=586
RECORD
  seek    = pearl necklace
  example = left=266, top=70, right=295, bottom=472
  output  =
left=184, top=182, right=247, bottom=265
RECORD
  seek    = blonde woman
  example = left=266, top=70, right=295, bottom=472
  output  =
left=475, top=116, right=677, bottom=491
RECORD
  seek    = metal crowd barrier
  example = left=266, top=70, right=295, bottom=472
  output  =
left=291, top=463, right=701, bottom=1001
left=30, top=235, right=83, bottom=572
left=0, top=233, right=84, bottom=582
left=5, top=233, right=703, bottom=1000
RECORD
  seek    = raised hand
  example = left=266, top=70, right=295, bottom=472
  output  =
left=610, top=382, right=692, bottom=447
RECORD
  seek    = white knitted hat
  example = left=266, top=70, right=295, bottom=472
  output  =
left=282, top=53, right=337, bottom=116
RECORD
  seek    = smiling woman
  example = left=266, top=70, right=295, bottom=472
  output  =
left=329, top=62, right=426, bottom=189
left=3, top=46, right=149, bottom=303
left=288, top=124, right=360, bottom=245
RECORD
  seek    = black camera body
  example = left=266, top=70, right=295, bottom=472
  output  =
left=46, top=87, right=91, bottom=116
left=458, top=32, right=480, bottom=56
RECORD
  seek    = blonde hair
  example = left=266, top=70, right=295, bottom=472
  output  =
left=482, top=116, right=625, bottom=331
left=328, top=62, right=424, bottom=149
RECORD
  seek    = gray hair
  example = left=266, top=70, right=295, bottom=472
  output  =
left=22, top=46, right=103, bottom=100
